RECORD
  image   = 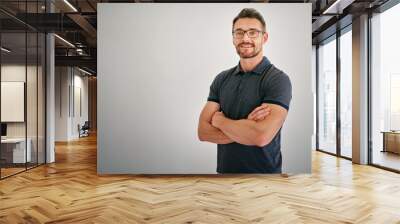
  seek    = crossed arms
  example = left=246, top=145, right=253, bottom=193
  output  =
left=197, top=102, right=288, bottom=147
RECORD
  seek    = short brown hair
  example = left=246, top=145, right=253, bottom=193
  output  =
left=232, top=8, right=266, bottom=32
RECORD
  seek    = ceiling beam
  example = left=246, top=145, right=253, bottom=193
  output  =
left=55, top=55, right=96, bottom=70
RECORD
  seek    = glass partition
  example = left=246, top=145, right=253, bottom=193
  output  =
left=27, top=31, right=38, bottom=169
left=38, top=32, right=45, bottom=165
left=0, top=31, right=28, bottom=177
left=0, top=1, right=46, bottom=179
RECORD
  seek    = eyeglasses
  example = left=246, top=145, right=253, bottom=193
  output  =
left=232, top=29, right=264, bottom=39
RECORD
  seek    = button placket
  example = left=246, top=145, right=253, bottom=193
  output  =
left=234, top=73, right=247, bottom=118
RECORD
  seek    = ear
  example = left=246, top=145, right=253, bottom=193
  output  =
left=263, top=32, right=268, bottom=44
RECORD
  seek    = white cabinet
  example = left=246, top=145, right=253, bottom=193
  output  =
left=1, top=138, right=32, bottom=163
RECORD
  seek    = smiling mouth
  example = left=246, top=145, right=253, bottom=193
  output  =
left=240, top=44, right=254, bottom=48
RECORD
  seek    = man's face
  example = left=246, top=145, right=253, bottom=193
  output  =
left=232, top=18, right=268, bottom=59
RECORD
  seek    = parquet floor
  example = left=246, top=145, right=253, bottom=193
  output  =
left=1, top=167, right=26, bottom=178
left=1, top=134, right=400, bottom=223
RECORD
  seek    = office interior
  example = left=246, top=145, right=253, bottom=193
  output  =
left=0, top=0, right=399, bottom=223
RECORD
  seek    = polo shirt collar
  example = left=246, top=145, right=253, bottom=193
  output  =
left=232, top=56, right=271, bottom=76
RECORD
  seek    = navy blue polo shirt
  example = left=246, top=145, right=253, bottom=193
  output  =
left=207, top=56, right=292, bottom=174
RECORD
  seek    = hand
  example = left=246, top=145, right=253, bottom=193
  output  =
left=211, top=111, right=225, bottom=128
left=247, top=104, right=271, bottom=121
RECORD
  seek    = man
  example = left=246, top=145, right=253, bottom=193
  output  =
left=197, top=8, right=292, bottom=174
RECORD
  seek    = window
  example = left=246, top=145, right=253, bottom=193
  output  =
left=318, top=36, right=337, bottom=154
left=340, top=29, right=352, bottom=158
left=371, top=2, right=400, bottom=171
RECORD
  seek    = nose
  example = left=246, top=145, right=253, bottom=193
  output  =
left=242, top=32, right=251, bottom=41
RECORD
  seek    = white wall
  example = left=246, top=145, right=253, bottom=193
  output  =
left=55, top=67, right=70, bottom=141
left=72, top=72, right=89, bottom=138
left=55, top=67, right=89, bottom=141
left=98, top=3, right=313, bottom=174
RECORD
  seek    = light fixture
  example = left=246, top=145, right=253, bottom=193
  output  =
left=1, top=47, right=11, bottom=53
left=54, top=34, right=75, bottom=48
left=322, top=0, right=354, bottom=15
left=78, top=67, right=93, bottom=76
left=323, top=0, right=341, bottom=14
left=63, top=0, right=78, bottom=12
left=76, top=48, right=85, bottom=55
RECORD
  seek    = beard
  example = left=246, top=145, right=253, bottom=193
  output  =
left=235, top=43, right=261, bottom=59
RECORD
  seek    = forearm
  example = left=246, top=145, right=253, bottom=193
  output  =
left=215, top=118, right=264, bottom=146
left=198, top=121, right=234, bottom=144
left=211, top=104, right=287, bottom=147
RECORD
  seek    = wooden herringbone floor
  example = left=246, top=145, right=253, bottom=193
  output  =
left=1, top=134, right=400, bottom=224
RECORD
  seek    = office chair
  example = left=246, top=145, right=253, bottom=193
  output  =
left=79, top=121, right=90, bottom=138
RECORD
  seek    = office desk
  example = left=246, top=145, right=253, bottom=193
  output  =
left=1, top=138, right=31, bottom=164
left=382, top=131, right=400, bottom=154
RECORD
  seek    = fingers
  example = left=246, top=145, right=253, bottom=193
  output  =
left=248, top=104, right=268, bottom=119
left=248, top=105, right=271, bottom=119
left=248, top=106, right=271, bottom=121
left=254, top=104, right=269, bottom=112
left=253, top=109, right=271, bottom=121
left=249, top=110, right=270, bottom=121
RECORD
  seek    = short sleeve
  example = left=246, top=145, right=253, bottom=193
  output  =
left=207, top=71, right=228, bottom=103
left=261, top=72, right=292, bottom=111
